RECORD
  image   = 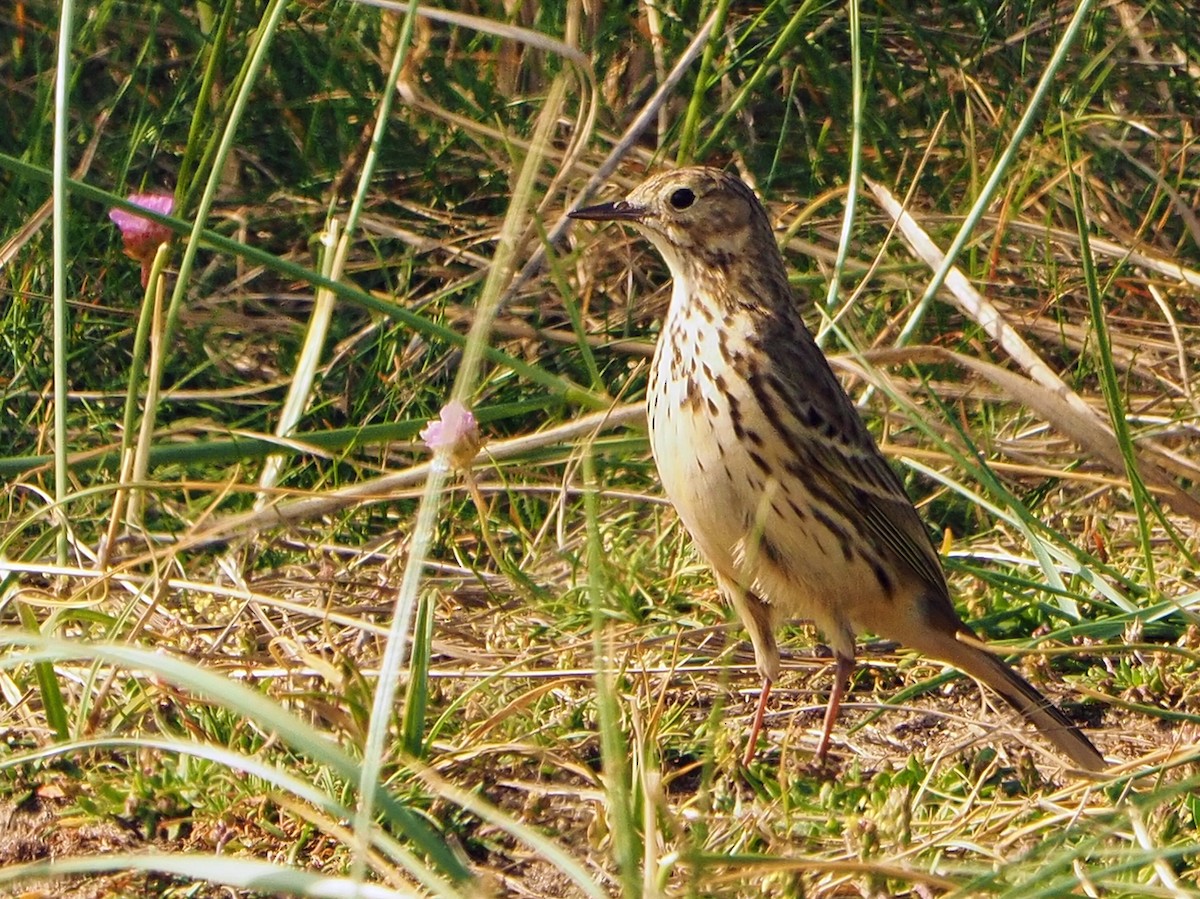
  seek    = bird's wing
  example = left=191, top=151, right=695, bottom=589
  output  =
left=773, top=325, right=950, bottom=598
left=809, top=429, right=948, bottom=596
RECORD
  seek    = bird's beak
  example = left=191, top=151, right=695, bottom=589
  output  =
left=568, top=199, right=647, bottom=222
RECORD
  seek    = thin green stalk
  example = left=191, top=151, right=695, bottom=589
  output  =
left=257, top=6, right=417, bottom=500
left=584, top=448, right=640, bottom=898
left=104, top=242, right=171, bottom=549
left=695, top=0, right=820, bottom=160
left=819, top=0, right=863, bottom=329
left=536, top=217, right=602, bottom=390
left=350, top=51, right=571, bottom=889
left=124, top=254, right=169, bottom=527
left=339, top=8, right=416, bottom=241
left=178, top=2, right=273, bottom=216
left=163, top=0, right=286, bottom=345
left=137, top=0, right=288, bottom=492
left=1063, top=120, right=1158, bottom=594
left=115, top=242, right=171, bottom=474
left=51, top=0, right=75, bottom=565
left=350, top=454, right=452, bottom=885
left=253, top=218, right=339, bottom=501
left=14, top=530, right=68, bottom=742
left=175, top=0, right=236, bottom=205
left=453, top=77, right=569, bottom=405
left=893, top=0, right=1098, bottom=348
left=676, top=0, right=732, bottom=165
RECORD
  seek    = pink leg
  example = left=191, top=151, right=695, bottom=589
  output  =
left=814, top=653, right=854, bottom=762
left=742, top=676, right=773, bottom=766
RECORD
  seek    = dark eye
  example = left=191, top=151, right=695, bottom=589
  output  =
left=669, top=187, right=695, bottom=210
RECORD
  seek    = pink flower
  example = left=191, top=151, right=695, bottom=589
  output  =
left=109, top=192, right=174, bottom=286
left=420, top=401, right=481, bottom=470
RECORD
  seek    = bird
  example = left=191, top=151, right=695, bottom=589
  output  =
left=569, top=166, right=1106, bottom=772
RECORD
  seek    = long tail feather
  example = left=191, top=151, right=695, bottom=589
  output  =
left=928, top=630, right=1106, bottom=772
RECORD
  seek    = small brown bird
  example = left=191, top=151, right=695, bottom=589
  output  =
left=570, top=167, right=1106, bottom=772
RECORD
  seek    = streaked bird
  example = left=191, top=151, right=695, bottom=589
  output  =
left=570, top=167, right=1105, bottom=772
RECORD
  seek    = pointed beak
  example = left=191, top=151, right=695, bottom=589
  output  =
left=568, top=199, right=647, bottom=222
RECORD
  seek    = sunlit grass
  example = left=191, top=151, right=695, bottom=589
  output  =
left=2, top=0, right=1199, bottom=896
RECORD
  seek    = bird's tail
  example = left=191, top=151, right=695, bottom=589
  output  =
left=923, top=628, right=1107, bottom=772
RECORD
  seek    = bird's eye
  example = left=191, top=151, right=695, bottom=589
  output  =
left=668, top=187, right=696, bottom=210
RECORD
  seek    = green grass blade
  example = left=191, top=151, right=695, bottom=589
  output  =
left=400, top=591, right=434, bottom=758
left=676, top=0, right=732, bottom=166
left=0, top=853, right=424, bottom=898
left=893, top=0, right=1100, bottom=348
left=51, top=0, right=76, bottom=564
left=0, top=632, right=471, bottom=884
left=1062, top=117, right=1159, bottom=597
left=584, top=447, right=640, bottom=897
left=0, top=735, right=456, bottom=891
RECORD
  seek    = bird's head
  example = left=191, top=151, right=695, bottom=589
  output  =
left=569, top=167, right=776, bottom=276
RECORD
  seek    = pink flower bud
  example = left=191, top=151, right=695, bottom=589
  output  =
left=420, top=401, right=482, bottom=470
left=109, top=192, right=174, bottom=286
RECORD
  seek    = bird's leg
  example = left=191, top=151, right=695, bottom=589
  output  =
left=813, top=652, right=854, bottom=762
left=743, top=676, right=773, bottom=766
left=729, top=585, right=779, bottom=767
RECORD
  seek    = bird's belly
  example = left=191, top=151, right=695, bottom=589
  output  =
left=647, top=389, right=747, bottom=564
left=648, top=367, right=888, bottom=629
